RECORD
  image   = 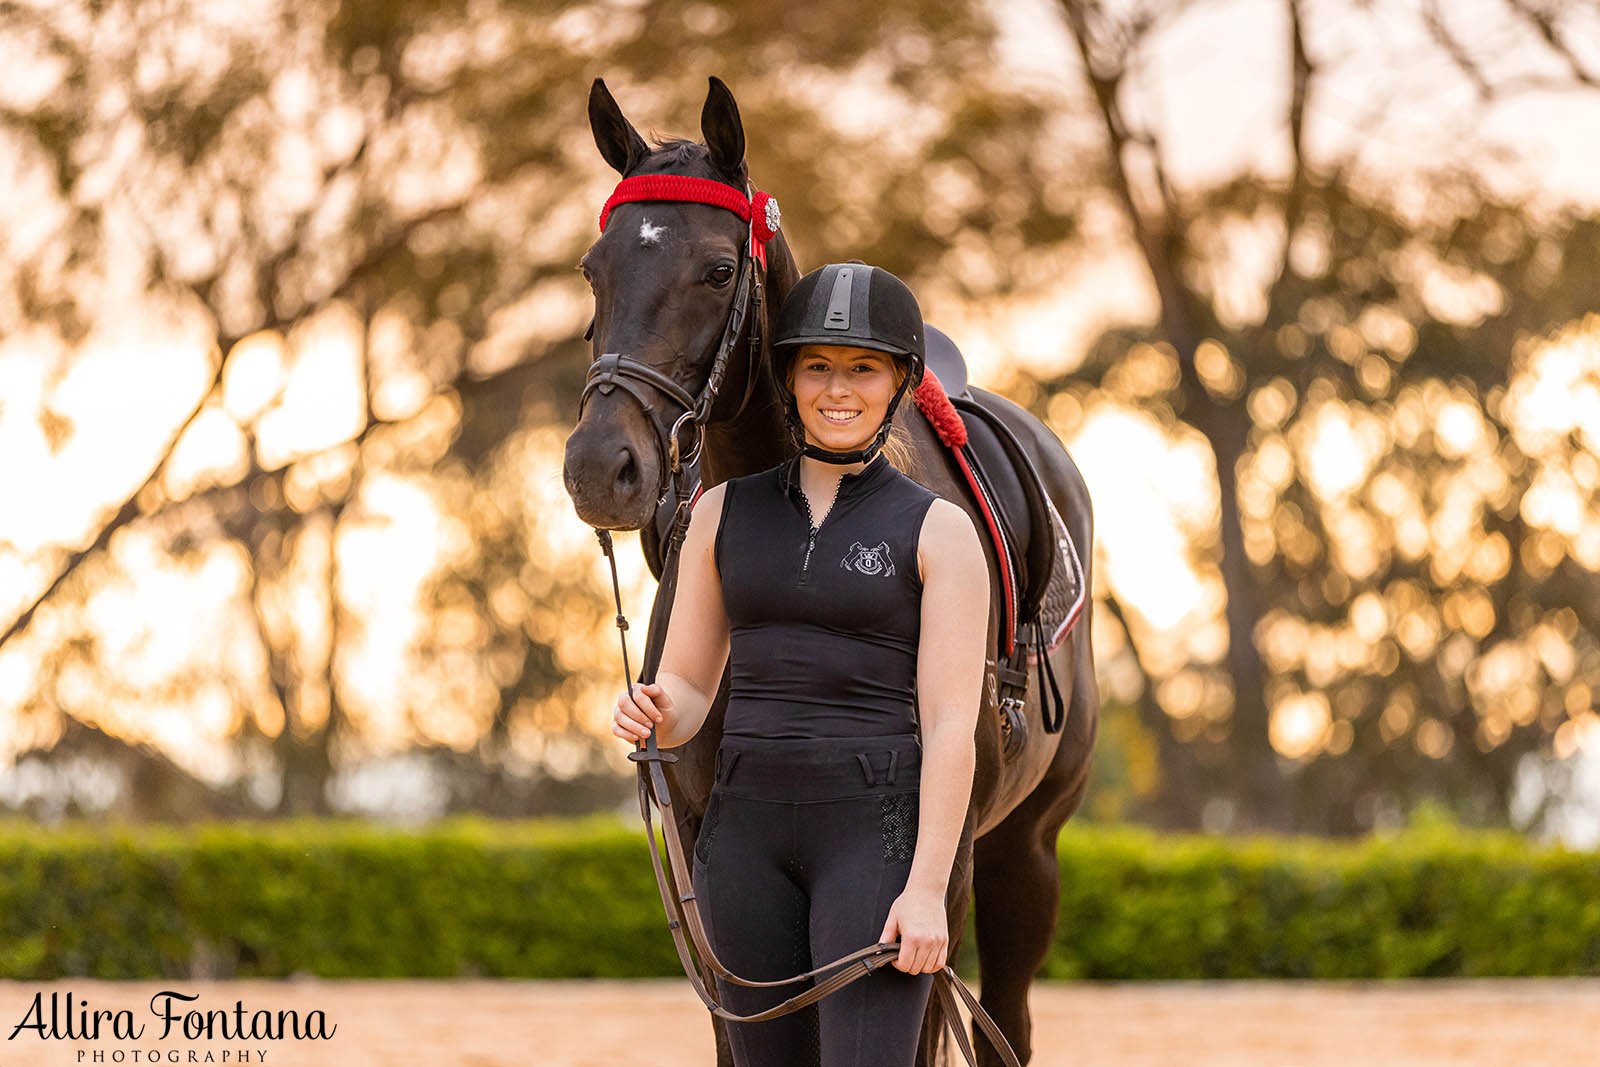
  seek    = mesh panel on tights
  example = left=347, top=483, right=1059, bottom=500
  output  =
left=881, top=792, right=918, bottom=863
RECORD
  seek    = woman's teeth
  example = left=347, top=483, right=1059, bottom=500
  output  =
left=822, top=409, right=859, bottom=423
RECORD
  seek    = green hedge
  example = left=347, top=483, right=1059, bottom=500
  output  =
left=1049, top=822, right=1600, bottom=979
left=0, top=816, right=1596, bottom=980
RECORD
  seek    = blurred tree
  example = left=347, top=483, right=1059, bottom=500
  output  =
left=0, top=0, right=1088, bottom=816
left=1052, top=0, right=1600, bottom=833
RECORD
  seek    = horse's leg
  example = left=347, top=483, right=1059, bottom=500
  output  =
left=710, top=1013, right=735, bottom=1067
left=675, top=799, right=739, bottom=1065
left=970, top=634, right=1098, bottom=1065
left=654, top=683, right=735, bottom=1066
left=656, top=782, right=731, bottom=1065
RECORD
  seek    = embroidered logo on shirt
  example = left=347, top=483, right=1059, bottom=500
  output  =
left=841, top=541, right=895, bottom=576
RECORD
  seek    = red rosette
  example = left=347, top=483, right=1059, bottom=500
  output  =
left=750, top=190, right=781, bottom=243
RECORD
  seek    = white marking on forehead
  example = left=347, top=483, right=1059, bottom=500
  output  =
left=638, top=218, right=665, bottom=245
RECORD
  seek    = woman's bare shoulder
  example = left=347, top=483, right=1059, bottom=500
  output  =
left=695, top=479, right=730, bottom=511
left=917, top=497, right=984, bottom=572
left=686, top=480, right=731, bottom=542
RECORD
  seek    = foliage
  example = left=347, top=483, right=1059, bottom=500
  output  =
left=1044, top=0, right=1600, bottom=834
left=0, top=0, right=1084, bottom=815
left=3, top=0, right=1598, bottom=837
left=1, top=817, right=1598, bottom=981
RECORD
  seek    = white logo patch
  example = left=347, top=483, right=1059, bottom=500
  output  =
left=638, top=218, right=665, bottom=245
left=841, top=541, right=895, bottom=576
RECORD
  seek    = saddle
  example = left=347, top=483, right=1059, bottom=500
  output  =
left=913, top=325, right=1087, bottom=759
left=650, top=324, right=1087, bottom=758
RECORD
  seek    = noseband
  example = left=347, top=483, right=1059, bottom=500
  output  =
left=577, top=174, right=781, bottom=506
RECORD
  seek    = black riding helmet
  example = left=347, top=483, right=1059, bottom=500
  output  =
left=771, top=262, right=926, bottom=465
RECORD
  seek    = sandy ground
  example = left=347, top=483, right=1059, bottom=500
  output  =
left=2, top=977, right=1597, bottom=1066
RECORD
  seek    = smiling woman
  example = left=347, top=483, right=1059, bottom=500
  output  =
left=612, top=261, right=992, bottom=1067
left=770, top=262, right=927, bottom=478
left=785, top=344, right=917, bottom=475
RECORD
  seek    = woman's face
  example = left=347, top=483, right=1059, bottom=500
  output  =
left=788, top=344, right=900, bottom=453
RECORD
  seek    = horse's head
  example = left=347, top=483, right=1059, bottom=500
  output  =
left=563, top=75, right=777, bottom=530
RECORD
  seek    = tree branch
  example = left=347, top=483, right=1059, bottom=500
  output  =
left=1274, top=0, right=1315, bottom=294
left=1505, top=0, right=1599, bottom=88
left=0, top=352, right=224, bottom=651
left=1101, top=590, right=1206, bottom=827
left=0, top=193, right=475, bottom=654
left=1422, top=0, right=1495, bottom=101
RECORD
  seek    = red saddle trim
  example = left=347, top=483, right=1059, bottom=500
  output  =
left=913, top=370, right=1018, bottom=655
left=914, top=371, right=967, bottom=447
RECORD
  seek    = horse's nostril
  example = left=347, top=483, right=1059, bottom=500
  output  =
left=615, top=447, right=638, bottom=490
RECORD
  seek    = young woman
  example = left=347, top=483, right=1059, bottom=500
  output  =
left=612, top=262, right=989, bottom=1067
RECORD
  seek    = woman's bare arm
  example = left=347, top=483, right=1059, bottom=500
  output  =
left=612, top=481, right=732, bottom=749
left=908, top=497, right=989, bottom=895
left=879, top=496, right=989, bottom=974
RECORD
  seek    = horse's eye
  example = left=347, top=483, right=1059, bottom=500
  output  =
left=708, top=263, right=735, bottom=287
left=580, top=265, right=594, bottom=286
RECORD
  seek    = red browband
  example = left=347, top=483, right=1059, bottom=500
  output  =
left=598, top=174, right=780, bottom=268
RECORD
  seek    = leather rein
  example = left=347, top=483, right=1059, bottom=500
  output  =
left=582, top=173, right=1021, bottom=1067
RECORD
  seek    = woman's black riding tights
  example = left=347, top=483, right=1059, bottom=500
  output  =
left=691, top=732, right=935, bottom=1067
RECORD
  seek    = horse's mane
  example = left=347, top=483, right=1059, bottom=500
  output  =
left=640, top=135, right=748, bottom=183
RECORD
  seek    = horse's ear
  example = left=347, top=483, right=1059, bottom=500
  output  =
left=701, top=75, right=747, bottom=180
left=589, top=77, right=649, bottom=176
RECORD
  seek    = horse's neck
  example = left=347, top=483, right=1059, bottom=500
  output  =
left=699, top=230, right=801, bottom=485
left=699, top=392, right=789, bottom=484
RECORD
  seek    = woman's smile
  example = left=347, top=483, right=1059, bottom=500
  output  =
left=790, top=343, right=897, bottom=448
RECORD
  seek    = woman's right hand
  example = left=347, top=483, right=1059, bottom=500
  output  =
left=614, top=681, right=673, bottom=744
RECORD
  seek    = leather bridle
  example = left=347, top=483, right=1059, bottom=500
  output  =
left=577, top=174, right=775, bottom=507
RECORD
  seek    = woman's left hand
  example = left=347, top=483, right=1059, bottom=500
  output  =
left=879, top=886, right=949, bottom=974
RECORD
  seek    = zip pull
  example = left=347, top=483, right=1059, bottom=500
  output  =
left=797, top=471, right=842, bottom=583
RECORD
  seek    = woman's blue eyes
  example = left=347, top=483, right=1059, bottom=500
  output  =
left=804, top=363, right=876, bottom=372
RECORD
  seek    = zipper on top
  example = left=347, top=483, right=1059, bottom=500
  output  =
left=797, top=476, right=843, bottom=584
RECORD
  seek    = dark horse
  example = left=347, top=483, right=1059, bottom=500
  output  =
left=563, top=76, right=1099, bottom=1066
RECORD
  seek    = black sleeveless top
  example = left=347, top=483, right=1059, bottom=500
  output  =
left=713, top=452, right=940, bottom=740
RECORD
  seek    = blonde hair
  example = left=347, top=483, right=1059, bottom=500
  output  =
left=784, top=352, right=918, bottom=476
left=879, top=364, right=917, bottom=475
